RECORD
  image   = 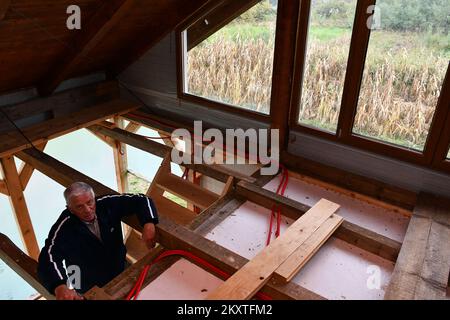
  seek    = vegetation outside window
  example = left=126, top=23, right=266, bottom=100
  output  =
left=182, top=0, right=278, bottom=115
left=353, top=0, right=450, bottom=151
left=298, top=0, right=358, bottom=133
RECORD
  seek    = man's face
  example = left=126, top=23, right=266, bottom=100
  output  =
left=67, top=191, right=96, bottom=222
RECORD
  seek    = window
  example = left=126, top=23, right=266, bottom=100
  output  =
left=298, top=0, right=358, bottom=133
left=353, top=0, right=450, bottom=151
left=181, top=0, right=278, bottom=115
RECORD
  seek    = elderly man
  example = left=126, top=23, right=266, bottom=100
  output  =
left=37, top=182, right=159, bottom=300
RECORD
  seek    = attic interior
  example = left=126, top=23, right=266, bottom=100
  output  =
left=0, top=0, right=449, bottom=301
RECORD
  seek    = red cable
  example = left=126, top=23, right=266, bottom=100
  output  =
left=266, top=168, right=286, bottom=245
left=126, top=250, right=273, bottom=300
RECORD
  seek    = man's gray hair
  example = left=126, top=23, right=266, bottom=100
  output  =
left=64, top=182, right=95, bottom=204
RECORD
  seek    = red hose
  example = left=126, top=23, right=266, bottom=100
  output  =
left=126, top=250, right=273, bottom=300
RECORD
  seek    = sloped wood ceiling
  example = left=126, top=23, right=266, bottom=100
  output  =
left=0, top=0, right=209, bottom=96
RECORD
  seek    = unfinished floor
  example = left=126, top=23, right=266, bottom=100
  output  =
left=135, top=173, right=410, bottom=300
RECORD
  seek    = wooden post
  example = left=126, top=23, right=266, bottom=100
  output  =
left=113, top=116, right=128, bottom=193
left=0, top=156, right=40, bottom=260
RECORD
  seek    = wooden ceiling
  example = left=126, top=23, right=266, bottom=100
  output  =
left=0, top=0, right=209, bottom=96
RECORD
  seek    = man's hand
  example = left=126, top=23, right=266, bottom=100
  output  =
left=142, top=223, right=156, bottom=249
left=54, top=284, right=84, bottom=300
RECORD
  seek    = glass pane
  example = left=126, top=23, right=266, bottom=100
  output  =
left=353, top=0, right=450, bottom=151
left=184, top=0, right=278, bottom=114
left=298, top=0, right=358, bottom=133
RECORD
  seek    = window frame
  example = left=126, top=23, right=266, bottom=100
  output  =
left=289, top=0, right=450, bottom=169
left=176, top=0, right=282, bottom=123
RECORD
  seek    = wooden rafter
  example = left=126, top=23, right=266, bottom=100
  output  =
left=38, top=0, right=135, bottom=96
left=110, top=0, right=210, bottom=75
left=16, top=148, right=323, bottom=300
left=90, top=120, right=402, bottom=262
left=0, top=156, right=39, bottom=260
left=270, top=0, right=300, bottom=152
left=0, top=99, right=139, bottom=158
left=0, top=233, right=53, bottom=299
left=18, top=142, right=47, bottom=191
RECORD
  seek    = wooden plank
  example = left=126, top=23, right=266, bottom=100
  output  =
left=236, top=180, right=402, bottom=262
left=385, top=193, right=450, bottom=300
left=20, top=148, right=322, bottom=300
left=0, top=156, right=39, bottom=260
left=0, top=0, right=10, bottom=21
left=156, top=173, right=219, bottom=210
left=110, top=0, right=209, bottom=75
left=207, top=199, right=340, bottom=300
left=0, top=232, right=53, bottom=300
left=274, top=214, right=343, bottom=283
left=0, top=99, right=139, bottom=158
left=0, top=81, right=120, bottom=134
left=18, top=142, right=47, bottom=191
left=38, top=0, right=134, bottom=96
left=124, top=121, right=141, bottom=133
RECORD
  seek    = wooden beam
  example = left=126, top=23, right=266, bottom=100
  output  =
left=236, top=180, right=402, bottom=262
left=18, top=143, right=47, bottom=191
left=0, top=99, right=139, bottom=158
left=0, top=232, right=53, bottom=299
left=0, top=179, right=9, bottom=196
left=18, top=148, right=323, bottom=300
left=282, top=150, right=417, bottom=211
left=86, top=128, right=116, bottom=148
left=0, top=0, right=10, bottom=21
left=0, top=156, right=40, bottom=260
left=110, top=0, right=210, bottom=75
left=274, top=214, right=343, bottom=283
left=156, top=173, right=219, bottom=210
left=385, top=193, right=450, bottom=300
left=269, top=0, right=300, bottom=152
left=207, top=199, right=340, bottom=300
left=38, top=0, right=135, bottom=96
left=124, top=121, right=141, bottom=134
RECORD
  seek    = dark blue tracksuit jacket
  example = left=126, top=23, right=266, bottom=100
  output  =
left=37, top=193, right=159, bottom=295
